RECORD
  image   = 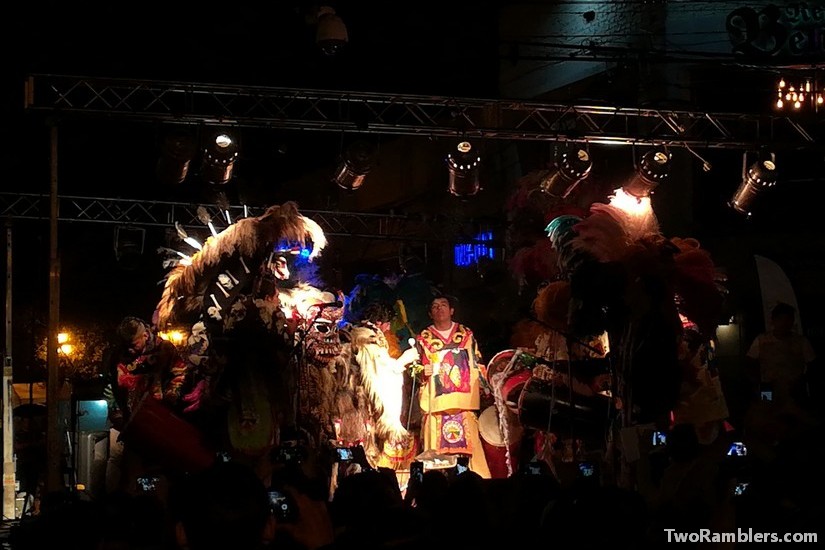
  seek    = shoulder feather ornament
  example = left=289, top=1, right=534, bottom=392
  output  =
left=156, top=202, right=326, bottom=328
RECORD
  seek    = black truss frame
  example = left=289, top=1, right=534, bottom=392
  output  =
left=24, top=74, right=820, bottom=150
left=0, top=192, right=449, bottom=242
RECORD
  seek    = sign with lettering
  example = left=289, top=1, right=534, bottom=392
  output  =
left=727, top=2, right=825, bottom=57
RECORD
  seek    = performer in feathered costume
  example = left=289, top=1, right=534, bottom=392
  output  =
left=154, top=202, right=327, bottom=457
left=544, top=188, right=725, bottom=426
left=156, top=202, right=326, bottom=330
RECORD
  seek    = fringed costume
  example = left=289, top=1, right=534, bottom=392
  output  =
left=349, top=323, right=418, bottom=468
left=154, top=202, right=329, bottom=458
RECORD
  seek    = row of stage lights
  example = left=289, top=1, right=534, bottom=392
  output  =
left=157, top=130, right=778, bottom=218
left=428, top=140, right=778, bottom=218
left=532, top=144, right=776, bottom=218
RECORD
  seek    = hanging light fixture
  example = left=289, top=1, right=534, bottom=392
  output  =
left=113, top=226, right=146, bottom=271
left=730, top=153, right=777, bottom=218
left=446, top=141, right=481, bottom=198
left=539, top=145, right=593, bottom=199
left=775, top=76, right=823, bottom=111
left=332, top=140, right=377, bottom=191
left=201, top=131, right=239, bottom=185
left=156, top=133, right=196, bottom=185
left=622, top=146, right=671, bottom=199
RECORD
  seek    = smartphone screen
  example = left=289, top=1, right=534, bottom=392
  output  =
left=410, top=461, right=424, bottom=484
left=526, top=461, right=543, bottom=475
left=652, top=431, right=667, bottom=446
left=455, top=456, right=469, bottom=475
left=760, top=383, right=773, bottom=402
left=727, top=442, right=747, bottom=457
left=733, top=482, right=749, bottom=496
left=137, top=476, right=159, bottom=493
left=578, top=462, right=595, bottom=478
left=336, top=447, right=354, bottom=461
left=268, top=490, right=296, bottom=522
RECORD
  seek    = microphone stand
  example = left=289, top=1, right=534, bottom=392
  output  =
left=405, top=338, right=421, bottom=432
left=406, top=371, right=417, bottom=431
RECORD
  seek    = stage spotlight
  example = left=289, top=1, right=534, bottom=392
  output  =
left=332, top=140, right=377, bottom=191
left=446, top=141, right=481, bottom=198
left=156, top=134, right=195, bottom=185
left=201, top=131, right=239, bottom=185
left=114, top=226, right=145, bottom=271
left=316, top=6, right=348, bottom=56
left=730, top=155, right=777, bottom=217
left=623, top=147, right=671, bottom=199
left=539, top=146, right=593, bottom=199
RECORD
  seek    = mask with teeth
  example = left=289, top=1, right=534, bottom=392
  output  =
left=304, top=304, right=344, bottom=367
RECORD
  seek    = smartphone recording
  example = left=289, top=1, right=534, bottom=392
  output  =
left=578, top=462, right=595, bottom=478
left=727, top=441, right=747, bottom=457
left=137, top=476, right=159, bottom=493
left=410, top=461, right=424, bottom=484
left=336, top=447, right=354, bottom=461
left=652, top=431, right=667, bottom=446
left=268, top=490, right=297, bottom=522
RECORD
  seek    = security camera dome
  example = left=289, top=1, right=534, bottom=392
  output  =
left=316, top=6, right=348, bottom=56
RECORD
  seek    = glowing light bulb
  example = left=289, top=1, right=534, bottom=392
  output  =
left=786, top=93, right=791, bottom=101
left=779, top=78, right=786, bottom=88
left=777, top=98, right=784, bottom=108
left=806, top=81, right=812, bottom=92
left=794, top=100, right=802, bottom=109
left=799, top=93, right=805, bottom=102
left=818, top=95, right=824, bottom=105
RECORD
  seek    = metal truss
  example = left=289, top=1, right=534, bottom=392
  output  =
left=0, top=192, right=443, bottom=242
left=24, top=74, right=820, bottom=150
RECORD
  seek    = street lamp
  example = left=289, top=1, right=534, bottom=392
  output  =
left=57, top=332, right=74, bottom=358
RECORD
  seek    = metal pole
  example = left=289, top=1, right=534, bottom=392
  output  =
left=3, top=222, right=15, bottom=519
left=46, top=125, right=62, bottom=493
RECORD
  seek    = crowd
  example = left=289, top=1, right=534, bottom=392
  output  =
left=8, top=411, right=824, bottom=550
left=8, top=298, right=824, bottom=549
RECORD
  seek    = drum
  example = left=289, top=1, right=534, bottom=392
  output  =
left=486, top=349, right=531, bottom=381
left=478, top=405, right=522, bottom=478
left=517, top=377, right=612, bottom=440
left=488, top=349, right=539, bottom=414
left=500, top=370, right=532, bottom=413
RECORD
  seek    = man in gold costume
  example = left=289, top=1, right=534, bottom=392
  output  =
left=415, top=296, right=490, bottom=478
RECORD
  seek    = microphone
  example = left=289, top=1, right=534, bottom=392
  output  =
left=317, top=301, right=343, bottom=309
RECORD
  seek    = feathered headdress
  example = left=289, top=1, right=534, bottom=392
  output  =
left=155, top=202, right=326, bottom=328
